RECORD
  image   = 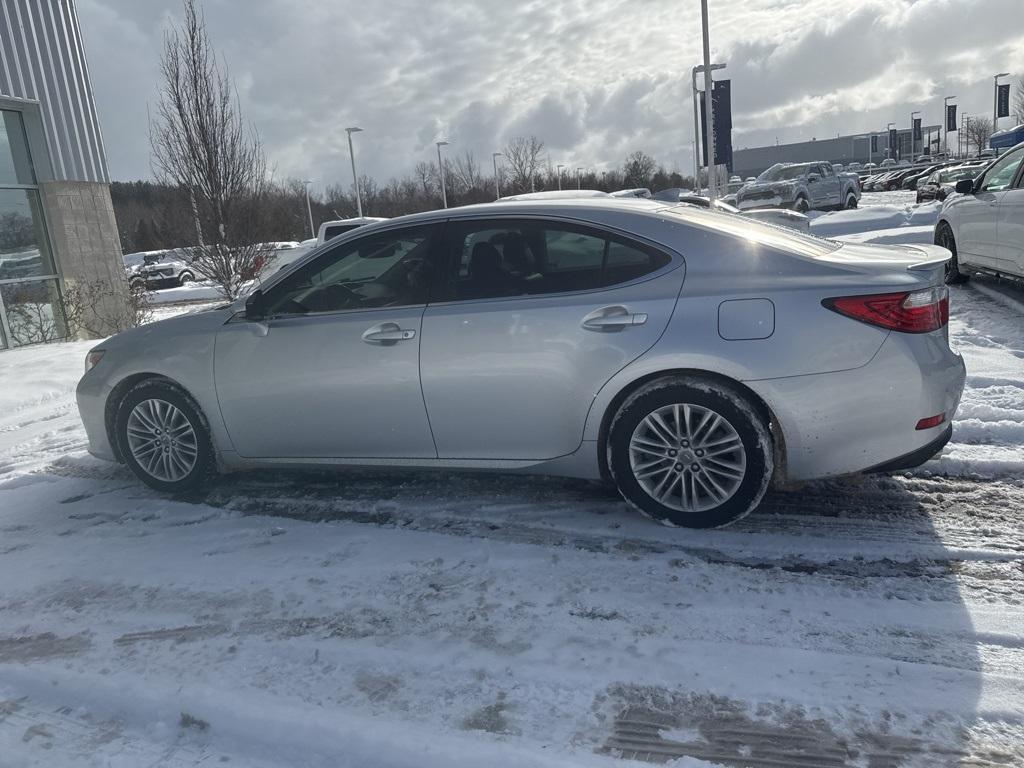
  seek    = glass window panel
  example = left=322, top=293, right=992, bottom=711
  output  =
left=0, top=110, right=36, bottom=185
left=265, top=226, right=434, bottom=316
left=0, top=189, right=55, bottom=279
left=1, top=279, right=66, bottom=346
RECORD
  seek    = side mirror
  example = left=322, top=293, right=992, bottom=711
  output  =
left=807, top=174, right=820, bottom=183
left=245, top=288, right=265, bottom=321
left=954, top=178, right=975, bottom=195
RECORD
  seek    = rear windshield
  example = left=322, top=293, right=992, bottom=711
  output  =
left=660, top=205, right=842, bottom=259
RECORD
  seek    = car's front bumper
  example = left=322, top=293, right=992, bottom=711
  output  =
left=748, top=330, right=966, bottom=482
left=75, top=370, right=117, bottom=462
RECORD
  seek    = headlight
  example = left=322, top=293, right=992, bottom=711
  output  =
left=85, top=349, right=105, bottom=374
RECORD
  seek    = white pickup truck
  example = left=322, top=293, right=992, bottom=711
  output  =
left=735, top=162, right=861, bottom=212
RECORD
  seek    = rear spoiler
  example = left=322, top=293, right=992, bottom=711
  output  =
left=905, top=244, right=952, bottom=272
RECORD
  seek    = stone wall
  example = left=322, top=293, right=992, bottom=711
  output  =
left=39, top=180, right=127, bottom=339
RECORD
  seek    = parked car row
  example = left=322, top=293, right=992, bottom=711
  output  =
left=859, top=158, right=990, bottom=194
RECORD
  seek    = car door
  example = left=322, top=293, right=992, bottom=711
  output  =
left=996, top=152, right=1024, bottom=277
left=818, top=164, right=841, bottom=207
left=957, top=148, right=1023, bottom=268
left=419, top=216, right=684, bottom=460
left=214, top=224, right=441, bottom=459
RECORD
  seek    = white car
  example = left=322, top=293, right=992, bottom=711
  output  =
left=317, top=217, right=388, bottom=245
left=936, top=141, right=1024, bottom=282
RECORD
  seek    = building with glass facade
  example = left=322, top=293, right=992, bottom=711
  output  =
left=0, top=0, right=124, bottom=349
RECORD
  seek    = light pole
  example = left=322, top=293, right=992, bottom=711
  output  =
left=556, top=164, right=564, bottom=190
left=436, top=140, right=449, bottom=208
left=492, top=152, right=502, bottom=199
left=302, top=179, right=315, bottom=239
left=993, top=73, right=1010, bottom=133
left=910, top=111, right=920, bottom=160
left=700, top=0, right=717, bottom=201
left=576, top=167, right=584, bottom=190
left=943, top=96, right=955, bottom=157
left=345, top=127, right=364, bottom=217
left=886, top=122, right=895, bottom=160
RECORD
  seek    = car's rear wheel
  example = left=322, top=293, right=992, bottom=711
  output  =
left=936, top=223, right=968, bottom=284
left=115, top=380, right=212, bottom=493
left=608, top=379, right=773, bottom=528
left=178, top=271, right=195, bottom=286
left=844, top=193, right=858, bottom=209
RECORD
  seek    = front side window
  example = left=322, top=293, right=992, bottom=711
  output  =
left=264, top=225, right=435, bottom=316
left=980, top=150, right=1023, bottom=192
left=442, top=220, right=671, bottom=302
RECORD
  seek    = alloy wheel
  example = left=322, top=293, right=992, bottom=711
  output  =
left=628, top=403, right=747, bottom=513
left=125, top=398, right=199, bottom=482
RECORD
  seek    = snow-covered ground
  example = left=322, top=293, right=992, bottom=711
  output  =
left=1, top=197, right=1023, bottom=767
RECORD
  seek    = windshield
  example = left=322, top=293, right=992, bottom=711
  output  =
left=940, top=167, right=981, bottom=183
left=757, top=164, right=814, bottom=182
left=662, top=205, right=841, bottom=258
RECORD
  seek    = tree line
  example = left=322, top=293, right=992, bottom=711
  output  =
left=112, top=144, right=694, bottom=256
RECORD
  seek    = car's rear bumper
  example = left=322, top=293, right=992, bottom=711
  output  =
left=865, top=424, right=952, bottom=473
left=748, top=330, right=965, bottom=482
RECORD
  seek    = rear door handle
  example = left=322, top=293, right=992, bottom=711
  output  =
left=581, top=306, right=648, bottom=331
left=362, top=322, right=416, bottom=344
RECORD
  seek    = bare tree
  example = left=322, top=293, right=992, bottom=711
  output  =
left=1014, top=78, right=1024, bottom=126
left=414, top=161, right=436, bottom=198
left=149, top=0, right=271, bottom=300
left=503, top=136, right=545, bottom=193
left=964, top=116, right=994, bottom=157
left=450, top=151, right=483, bottom=195
left=622, top=151, right=657, bottom=189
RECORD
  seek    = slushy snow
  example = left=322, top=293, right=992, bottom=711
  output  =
left=1, top=195, right=1022, bottom=767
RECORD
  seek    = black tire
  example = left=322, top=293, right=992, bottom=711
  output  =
left=936, top=223, right=968, bottom=284
left=178, top=271, right=195, bottom=286
left=794, top=196, right=810, bottom=213
left=114, top=379, right=213, bottom=493
left=845, top=193, right=858, bottom=209
left=608, top=378, right=773, bottom=529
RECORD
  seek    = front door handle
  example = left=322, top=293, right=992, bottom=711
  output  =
left=581, top=306, right=648, bottom=331
left=362, top=322, right=416, bottom=344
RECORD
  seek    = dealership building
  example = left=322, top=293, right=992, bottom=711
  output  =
left=732, top=125, right=942, bottom=179
left=0, top=0, right=123, bottom=349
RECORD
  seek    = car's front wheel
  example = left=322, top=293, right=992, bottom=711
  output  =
left=793, top=196, right=810, bottom=213
left=115, top=380, right=212, bottom=493
left=608, top=379, right=773, bottom=528
left=178, top=271, right=195, bottom=286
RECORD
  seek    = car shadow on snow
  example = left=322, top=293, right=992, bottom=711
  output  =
left=192, top=467, right=1011, bottom=766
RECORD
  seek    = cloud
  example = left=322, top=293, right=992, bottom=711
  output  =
left=77, top=0, right=1024, bottom=188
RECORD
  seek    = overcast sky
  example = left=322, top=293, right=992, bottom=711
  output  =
left=78, top=0, right=1024, bottom=191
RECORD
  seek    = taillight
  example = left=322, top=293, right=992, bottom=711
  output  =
left=822, top=286, right=949, bottom=333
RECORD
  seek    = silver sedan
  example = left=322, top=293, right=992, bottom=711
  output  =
left=77, top=200, right=965, bottom=528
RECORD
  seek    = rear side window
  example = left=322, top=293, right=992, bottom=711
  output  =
left=441, top=219, right=671, bottom=302
left=323, top=224, right=361, bottom=241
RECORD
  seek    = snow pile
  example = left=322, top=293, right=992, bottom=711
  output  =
left=810, top=200, right=940, bottom=245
